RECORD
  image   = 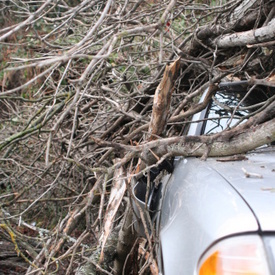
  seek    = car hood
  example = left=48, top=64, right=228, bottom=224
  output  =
left=210, top=147, right=275, bottom=232
left=159, top=147, right=275, bottom=275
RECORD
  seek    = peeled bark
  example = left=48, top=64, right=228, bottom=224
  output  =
left=149, top=57, right=181, bottom=139
left=100, top=164, right=126, bottom=262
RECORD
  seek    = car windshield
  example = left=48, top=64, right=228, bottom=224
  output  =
left=201, top=84, right=272, bottom=135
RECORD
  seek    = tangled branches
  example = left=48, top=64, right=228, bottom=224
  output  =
left=0, top=0, right=274, bottom=274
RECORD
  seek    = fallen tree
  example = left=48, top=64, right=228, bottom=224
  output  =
left=0, top=0, right=274, bottom=274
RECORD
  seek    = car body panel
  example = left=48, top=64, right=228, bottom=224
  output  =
left=211, top=148, right=275, bottom=231
left=159, top=155, right=264, bottom=274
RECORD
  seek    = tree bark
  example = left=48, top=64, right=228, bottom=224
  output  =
left=113, top=201, right=136, bottom=275
left=143, top=118, right=275, bottom=164
left=214, top=19, right=275, bottom=48
left=229, top=0, right=258, bottom=22
left=149, top=57, right=181, bottom=139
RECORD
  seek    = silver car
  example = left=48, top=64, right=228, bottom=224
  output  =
left=133, top=81, right=275, bottom=274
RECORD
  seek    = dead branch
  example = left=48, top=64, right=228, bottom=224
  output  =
left=99, top=162, right=126, bottom=262
left=0, top=0, right=274, bottom=273
left=215, top=19, right=275, bottom=48
left=149, top=57, right=181, bottom=139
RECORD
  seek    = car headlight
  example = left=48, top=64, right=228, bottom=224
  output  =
left=198, top=235, right=271, bottom=275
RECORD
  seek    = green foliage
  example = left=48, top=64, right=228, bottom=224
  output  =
left=172, top=15, right=187, bottom=34
left=139, top=66, right=151, bottom=76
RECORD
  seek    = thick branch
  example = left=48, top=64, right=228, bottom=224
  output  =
left=93, top=117, right=275, bottom=163
left=147, top=118, right=275, bottom=163
left=214, top=19, right=275, bottom=48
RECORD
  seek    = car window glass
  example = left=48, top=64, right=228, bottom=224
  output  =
left=202, top=86, right=271, bottom=135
